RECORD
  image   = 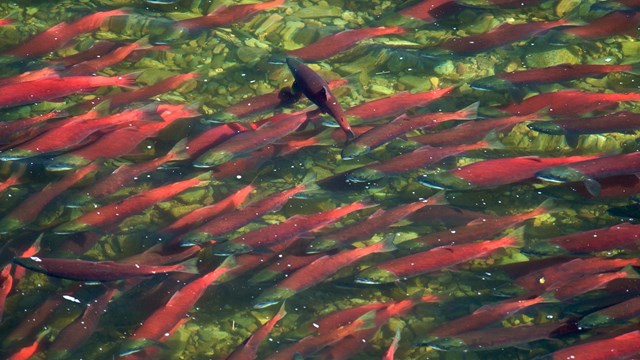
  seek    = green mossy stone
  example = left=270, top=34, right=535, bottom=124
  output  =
left=524, top=48, right=580, bottom=68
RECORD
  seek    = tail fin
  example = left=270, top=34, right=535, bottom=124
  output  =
left=166, top=138, right=191, bottom=162
left=456, top=101, right=479, bottom=120
left=376, top=234, right=397, bottom=253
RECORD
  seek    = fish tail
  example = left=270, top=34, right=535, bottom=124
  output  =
left=456, top=101, right=480, bottom=120
left=480, top=130, right=505, bottom=150
left=351, top=310, right=377, bottom=332
left=115, top=71, right=141, bottom=89
left=166, top=138, right=191, bottom=162
left=621, top=265, right=640, bottom=279
left=376, top=234, right=397, bottom=253
left=504, top=226, right=526, bottom=248
left=539, top=291, right=560, bottom=303
left=177, top=257, right=200, bottom=274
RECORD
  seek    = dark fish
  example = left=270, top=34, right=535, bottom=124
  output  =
left=563, top=10, right=640, bottom=39
left=579, top=296, right=640, bottom=328
left=399, top=0, right=462, bottom=22
left=286, top=57, right=354, bottom=138
left=536, top=330, right=640, bottom=360
left=174, top=0, right=285, bottom=31
left=528, top=111, right=640, bottom=136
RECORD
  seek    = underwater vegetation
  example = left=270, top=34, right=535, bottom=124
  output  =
left=0, top=0, right=639, bottom=359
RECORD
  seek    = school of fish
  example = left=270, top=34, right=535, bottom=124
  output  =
left=0, top=0, right=639, bottom=359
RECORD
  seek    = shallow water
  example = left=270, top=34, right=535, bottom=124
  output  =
left=0, top=0, right=639, bottom=359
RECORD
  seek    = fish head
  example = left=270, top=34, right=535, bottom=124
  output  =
left=65, top=193, right=93, bottom=208
left=211, top=242, right=253, bottom=256
left=193, top=150, right=234, bottom=168
left=347, top=168, right=384, bottom=183
left=178, top=232, right=215, bottom=247
left=527, top=122, right=567, bottom=135
left=577, top=313, right=616, bottom=329
left=253, top=287, right=296, bottom=309
left=0, top=217, right=24, bottom=234
left=12, top=256, right=46, bottom=273
left=341, top=143, right=370, bottom=160
left=306, top=238, right=338, bottom=254
left=0, top=148, right=38, bottom=161
left=536, top=166, right=588, bottom=184
left=46, top=155, right=89, bottom=172
left=53, top=221, right=91, bottom=234
left=470, top=76, right=513, bottom=92
left=420, top=336, right=467, bottom=351
left=354, top=267, right=398, bottom=284
left=417, top=172, right=474, bottom=191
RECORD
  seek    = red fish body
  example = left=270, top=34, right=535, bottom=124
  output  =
left=212, top=201, right=373, bottom=255
left=383, top=329, right=401, bottom=360
left=226, top=303, right=286, bottom=360
left=174, top=0, right=284, bottom=31
left=399, top=0, right=461, bottom=22
left=50, top=41, right=119, bottom=67
left=0, top=265, right=12, bottom=322
left=540, top=330, right=640, bottom=360
left=254, top=238, right=395, bottom=308
left=249, top=253, right=324, bottom=284
left=420, top=155, right=599, bottom=190
left=499, top=90, right=640, bottom=116
left=0, top=74, right=134, bottom=110
left=439, top=19, right=568, bottom=55
left=546, top=222, right=640, bottom=253
left=287, top=26, right=406, bottom=61
left=529, top=110, right=640, bottom=136
left=552, top=269, right=637, bottom=300
left=0, top=110, right=65, bottom=145
left=54, top=173, right=209, bottom=234
left=341, top=104, right=477, bottom=159
left=12, top=256, right=194, bottom=281
left=63, top=39, right=148, bottom=76
left=0, top=67, right=60, bottom=87
left=564, top=10, right=640, bottom=39
left=355, top=235, right=518, bottom=284
left=5, top=9, right=128, bottom=58
left=346, top=87, right=455, bottom=123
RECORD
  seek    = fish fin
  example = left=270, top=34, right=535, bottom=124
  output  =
left=118, top=338, right=168, bottom=357
left=178, top=257, right=200, bottom=274
left=219, top=255, right=239, bottom=272
left=116, top=71, right=144, bottom=90
left=534, top=198, right=556, bottom=214
left=458, top=101, right=480, bottom=120
left=167, top=138, right=190, bottom=162
left=377, top=233, right=397, bottom=253
left=426, top=190, right=448, bottom=206
left=506, top=226, right=526, bottom=248
left=367, top=208, right=387, bottom=219
left=319, top=86, right=330, bottom=102
left=583, top=178, right=601, bottom=197
left=194, top=171, right=213, bottom=184
left=539, top=291, right=560, bottom=303
left=621, top=265, right=640, bottom=279
left=352, top=310, right=377, bottom=332
left=564, top=134, right=580, bottom=148
left=481, top=130, right=505, bottom=150
left=274, top=301, right=287, bottom=320
left=466, top=217, right=493, bottom=227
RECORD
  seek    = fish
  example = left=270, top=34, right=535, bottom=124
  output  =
left=47, top=288, right=118, bottom=360
left=49, top=40, right=119, bottom=67
left=345, top=86, right=455, bottom=123
left=0, top=163, right=25, bottom=194
left=0, top=110, right=66, bottom=145
left=562, top=10, right=640, bottom=39
left=173, top=0, right=285, bottom=31
left=286, top=57, right=354, bottom=138
left=578, top=296, right=640, bottom=328
left=551, top=267, right=639, bottom=301
left=535, top=330, right=640, bottom=360
left=161, top=184, right=255, bottom=237
left=528, top=110, right=640, bottom=137
left=4, top=9, right=128, bottom=58
left=119, top=257, right=236, bottom=356
left=306, top=196, right=442, bottom=253
left=0, top=162, right=100, bottom=234
left=193, top=109, right=319, bottom=168
left=382, top=328, right=401, bottom=360
left=12, top=256, right=197, bottom=282
left=347, top=139, right=493, bottom=183
left=421, top=320, right=577, bottom=351
left=63, top=37, right=151, bottom=76
left=355, top=232, right=521, bottom=284
left=0, top=264, right=12, bottom=323
left=453, top=0, right=544, bottom=7
left=408, top=113, right=540, bottom=146
left=420, top=154, right=600, bottom=190
left=471, top=63, right=640, bottom=91
left=498, top=90, right=640, bottom=116
left=0, top=66, right=61, bottom=87
left=536, top=222, right=640, bottom=254
left=428, top=293, right=556, bottom=337
left=287, top=26, right=406, bottom=61
left=225, top=303, right=287, bottom=360
left=263, top=311, right=376, bottom=360
left=536, top=152, right=640, bottom=196
left=398, top=0, right=462, bottom=22
left=541, top=174, right=640, bottom=200
left=173, top=176, right=316, bottom=247
left=0, top=103, right=157, bottom=161
left=437, top=19, right=569, bottom=55
left=341, top=102, right=478, bottom=159
left=0, top=73, right=136, bottom=110
left=254, top=236, right=396, bottom=308
left=212, top=201, right=374, bottom=256
left=248, top=253, right=324, bottom=284
left=6, top=330, right=49, bottom=360
left=53, top=172, right=211, bottom=234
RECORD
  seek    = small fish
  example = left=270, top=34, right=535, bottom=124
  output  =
left=562, top=10, right=640, bottom=39
left=174, top=0, right=285, bottom=31
left=254, top=237, right=396, bottom=308
left=341, top=102, right=478, bottom=160
left=4, top=9, right=128, bottom=58
left=429, top=293, right=556, bottom=338
left=382, top=328, right=401, bottom=360
left=0, top=163, right=100, bottom=234
left=287, top=26, right=406, bottom=61
left=226, top=303, right=287, bottom=360
left=535, top=330, right=640, bottom=360
left=12, top=256, right=197, bottom=282
left=120, top=257, right=236, bottom=356
left=53, top=172, right=210, bottom=234
left=345, top=87, right=455, bottom=123
left=7, top=329, right=49, bottom=360
left=0, top=73, right=136, bottom=110
left=0, top=264, right=12, bottom=323
left=399, top=0, right=461, bottom=22
left=438, top=19, right=569, bottom=55
left=286, top=57, right=354, bottom=138
left=420, top=155, right=599, bottom=190
left=472, top=63, right=640, bottom=91
left=355, top=232, right=521, bottom=284
left=578, top=296, right=640, bottom=328
left=536, top=152, right=640, bottom=196
left=212, top=201, right=374, bottom=255
left=498, top=90, right=640, bottom=116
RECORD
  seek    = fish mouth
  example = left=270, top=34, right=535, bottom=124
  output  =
left=353, top=277, right=382, bottom=285
left=417, top=172, right=473, bottom=190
